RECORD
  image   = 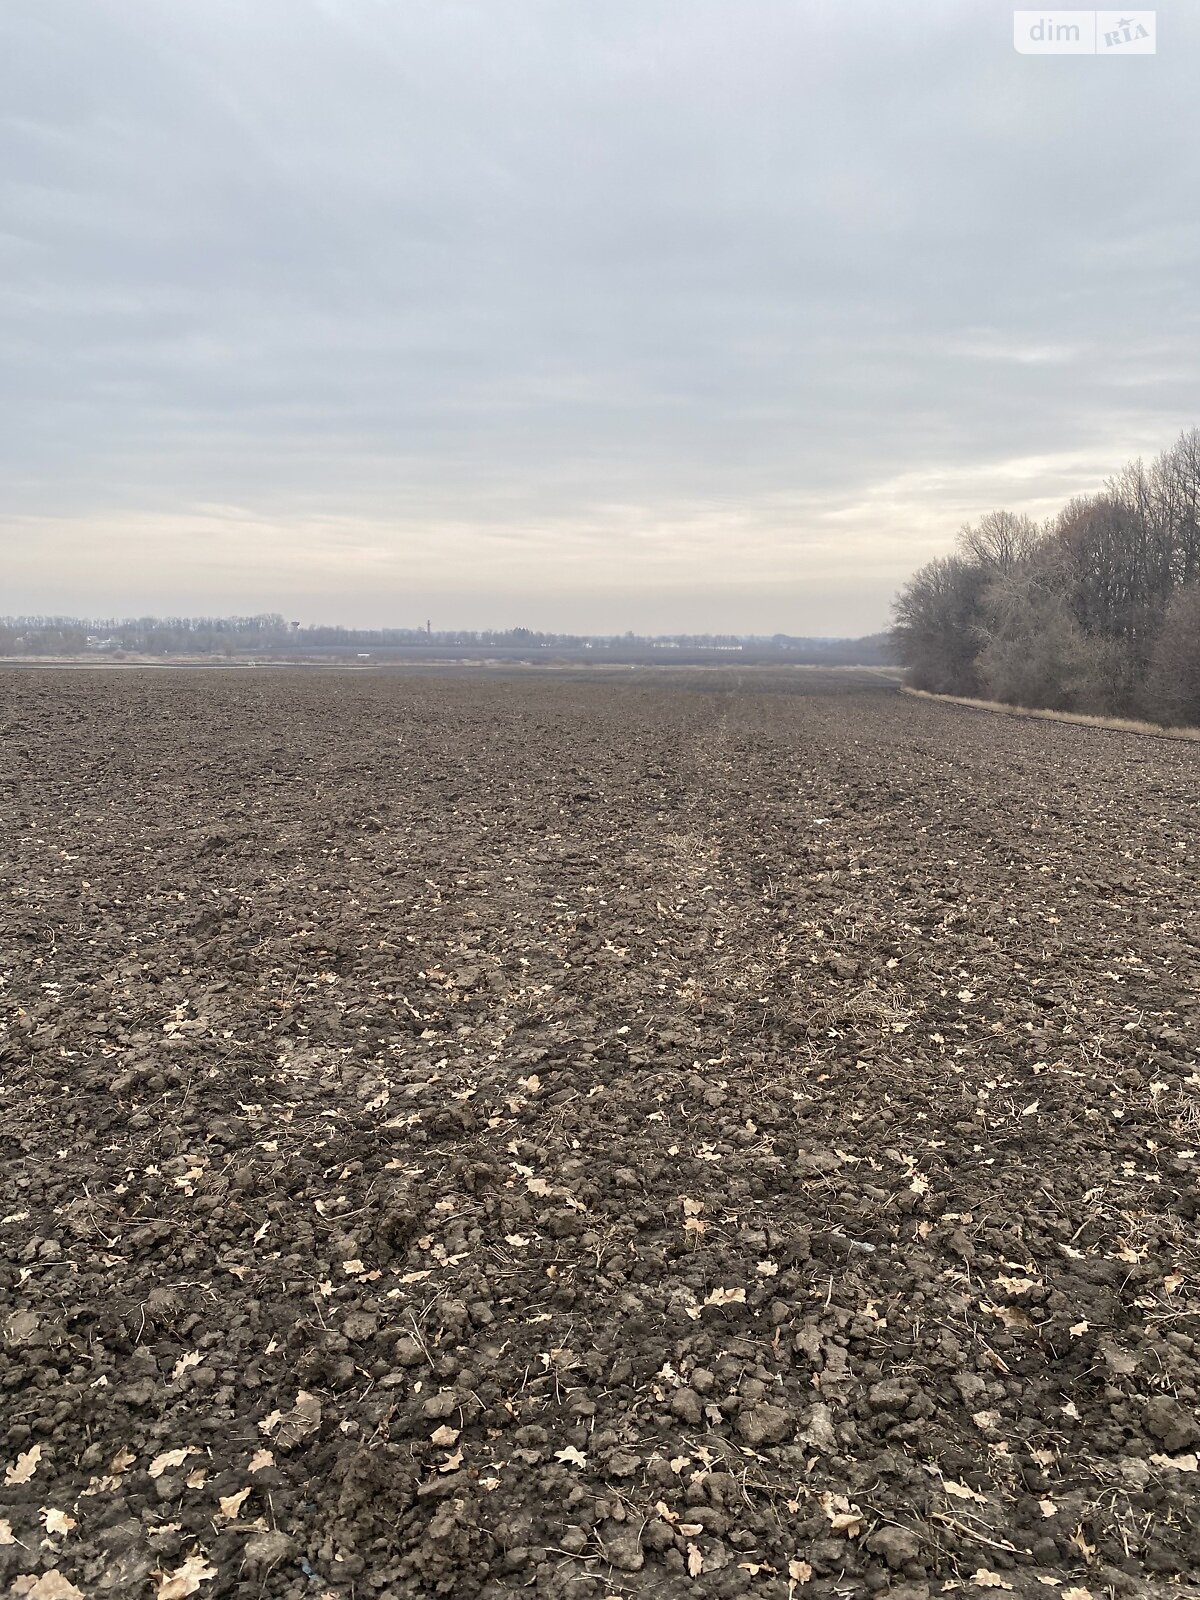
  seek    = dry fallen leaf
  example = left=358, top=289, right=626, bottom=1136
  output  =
left=1150, top=1452, right=1198, bottom=1472
left=971, top=1571, right=1014, bottom=1591
left=41, top=1507, right=77, bottom=1537
left=554, top=1445, right=587, bottom=1467
left=247, top=1449, right=274, bottom=1473
left=217, top=1488, right=251, bottom=1520
left=0, top=1519, right=15, bottom=1546
left=6, top=1443, right=42, bottom=1485
left=430, top=1424, right=460, bottom=1447
left=17, top=1573, right=86, bottom=1600
left=148, top=1447, right=195, bottom=1479
left=1061, top=1589, right=1093, bottom=1600
left=155, top=1553, right=218, bottom=1599
left=703, top=1286, right=746, bottom=1307
left=686, top=1542, right=704, bottom=1578
left=788, top=1557, right=814, bottom=1586
left=1039, top=1498, right=1058, bottom=1517
left=1068, top=1527, right=1096, bottom=1559
left=994, top=1275, right=1038, bottom=1297
left=818, top=1492, right=864, bottom=1538
left=944, top=1480, right=987, bottom=1504
left=989, top=1302, right=1035, bottom=1330
left=171, top=1351, right=202, bottom=1382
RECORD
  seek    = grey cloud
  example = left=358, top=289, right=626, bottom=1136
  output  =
left=2, top=0, right=1198, bottom=633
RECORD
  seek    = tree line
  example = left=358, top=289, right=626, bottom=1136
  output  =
left=0, top=614, right=293, bottom=655
left=891, top=428, right=1200, bottom=726
left=0, top=614, right=895, bottom=663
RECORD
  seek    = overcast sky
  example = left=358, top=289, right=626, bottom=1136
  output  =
left=2, top=1, right=1198, bottom=634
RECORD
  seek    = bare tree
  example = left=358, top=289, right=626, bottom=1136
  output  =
left=976, top=566, right=1100, bottom=710
left=957, top=510, right=1041, bottom=573
left=891, top=555, right=988, bottom=694
left=1143, top=583, right=1200, bottom=726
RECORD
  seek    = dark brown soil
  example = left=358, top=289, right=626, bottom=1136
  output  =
left=2, top=668, right=1198, bottom=1600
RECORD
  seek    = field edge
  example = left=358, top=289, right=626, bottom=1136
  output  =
left=902, top=685, right=1200, bottom=742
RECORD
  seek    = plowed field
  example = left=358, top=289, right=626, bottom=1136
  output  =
left=2, top=668, right=1198, bottom=1600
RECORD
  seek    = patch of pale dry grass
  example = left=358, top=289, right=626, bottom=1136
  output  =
left=903, top=687, right=1200, bottom=742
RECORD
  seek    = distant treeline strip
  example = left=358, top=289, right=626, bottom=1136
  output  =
left=891, top=428, right=1200, bottom=728
left=0, top=616, right=897, bottom=666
